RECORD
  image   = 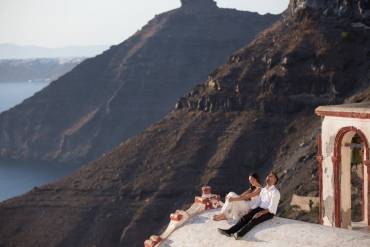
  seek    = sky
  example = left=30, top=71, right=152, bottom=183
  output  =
left=0, top=0, right=289, bottom=48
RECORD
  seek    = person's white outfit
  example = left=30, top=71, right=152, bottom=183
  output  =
left=220, top=189, right=261, bottom=221
left=253, top=185, right=280, bottom=214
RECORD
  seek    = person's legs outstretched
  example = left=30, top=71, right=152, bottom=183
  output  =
left=235, top=212, right=274, bottom=239
left=218, top=207, right=263, bottom=236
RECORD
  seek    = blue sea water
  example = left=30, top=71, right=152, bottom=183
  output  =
left=0, top=81, right=48, bottom=113
left=0, top=81, right=79, bottom=202
left=0, top=160, right=79, bottom=202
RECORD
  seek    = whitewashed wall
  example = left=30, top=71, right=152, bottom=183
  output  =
left=321, top=116, right=370, bottom=227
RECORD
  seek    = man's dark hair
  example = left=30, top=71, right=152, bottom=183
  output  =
left=271, top=172, right=279, bottom=185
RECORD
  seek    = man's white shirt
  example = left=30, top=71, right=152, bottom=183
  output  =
left=252, top=185, right=280, bottom=215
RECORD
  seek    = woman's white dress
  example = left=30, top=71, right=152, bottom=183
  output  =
left=220, top=191, right=260, bottom=221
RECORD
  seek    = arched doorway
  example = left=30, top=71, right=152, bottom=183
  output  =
left=332, top=127, right=370, bottom=229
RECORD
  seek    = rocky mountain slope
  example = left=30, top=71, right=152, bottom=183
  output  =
left=0, top=58, right=84, bottom=83
left=0, top=0, right=279, bottom=164
left=0, top=0, right=370, bottom=246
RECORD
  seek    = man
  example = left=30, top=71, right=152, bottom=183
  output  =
left=217, top=172, right=280, bottom=240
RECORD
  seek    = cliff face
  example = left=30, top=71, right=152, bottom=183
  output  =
left=289, top=0, right=370, bottom=19
left=0, top=1, right=370, bottom=247
left=0, top=1, right=279, bottom=164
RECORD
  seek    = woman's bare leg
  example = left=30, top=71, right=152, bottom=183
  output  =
left=213, top=192, right=239, bottom=221
left=213, top=213, right=227, bottom=221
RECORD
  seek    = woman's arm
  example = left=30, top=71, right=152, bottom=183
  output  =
left=239, top=188, right=252, bottom=197
left=240, top=187, right=261, bottom=200
left=229, top=187, right=261, bottom=202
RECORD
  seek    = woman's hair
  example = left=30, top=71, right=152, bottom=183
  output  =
left=250, top=173, right=260, bottom=183
left=249, top=172, right=260, bottom=189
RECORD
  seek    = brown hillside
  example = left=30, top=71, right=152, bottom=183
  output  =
left=0, top=0, right=370, bottom=246
left=0, top=0, right=278, bottom=165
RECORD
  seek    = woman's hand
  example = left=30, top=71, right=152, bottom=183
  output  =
left=228, top=197, right=238, bottom=202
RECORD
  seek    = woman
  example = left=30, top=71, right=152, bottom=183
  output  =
left=213, top=173, right=262, bottom=221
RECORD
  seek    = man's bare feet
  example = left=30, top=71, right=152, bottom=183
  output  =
left=213, top=214, right=226, bottom=221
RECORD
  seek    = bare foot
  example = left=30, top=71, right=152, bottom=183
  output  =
left=213, top=214, right=226, bottom=221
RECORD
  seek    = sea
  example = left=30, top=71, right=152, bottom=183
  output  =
left=0, top=81, right=79, bottom=202
left=0, top=81, right=48, bottom=112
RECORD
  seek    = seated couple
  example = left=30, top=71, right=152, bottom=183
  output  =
left=214, top=172, right=280, bottom=240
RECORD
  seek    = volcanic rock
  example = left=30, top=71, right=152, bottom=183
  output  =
left=1, top=0, right=370, bottom=246
left=0, top=0, right=279, bottom=164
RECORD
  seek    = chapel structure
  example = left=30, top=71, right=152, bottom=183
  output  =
left=316, top=103, right=370, bottom=231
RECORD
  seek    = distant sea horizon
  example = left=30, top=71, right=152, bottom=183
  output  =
left=0, top=43, right=109, bottom=59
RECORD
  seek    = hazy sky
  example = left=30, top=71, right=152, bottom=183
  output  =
left=0, top=0, right=289, bottom=48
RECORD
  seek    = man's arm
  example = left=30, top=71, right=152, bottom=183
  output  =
left=254, top=190, right=280, bottom=218
left=253, top=209, right=270, bottom=219
left=267, top=190, right=280, bottom=215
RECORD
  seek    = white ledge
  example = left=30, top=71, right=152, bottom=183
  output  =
left=316, top=102, right=370, bottom=115
left=161, top=209, right=370, bottom=247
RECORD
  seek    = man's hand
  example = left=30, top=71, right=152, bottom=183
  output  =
left=253, top=210, right=268, bottom=219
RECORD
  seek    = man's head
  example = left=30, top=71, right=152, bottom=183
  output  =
left=265, top=172, right=279, bottom=186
